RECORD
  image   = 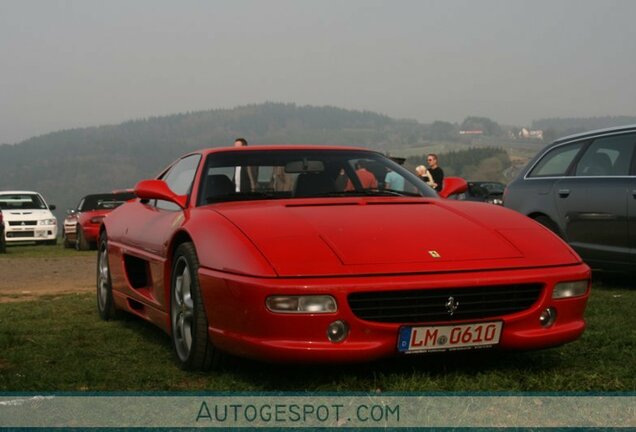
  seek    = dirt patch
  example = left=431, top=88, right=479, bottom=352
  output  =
left=0, top=255, right=96, bottom=303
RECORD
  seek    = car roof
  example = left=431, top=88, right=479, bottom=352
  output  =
left=553, top=124, right=636, bottom=144
left=194, top=144, right=378, bottom=157
left=0, top=190, right=43, bottom=195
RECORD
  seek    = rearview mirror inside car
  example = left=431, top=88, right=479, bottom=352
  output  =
left=285, top=159, right=325, bottom=173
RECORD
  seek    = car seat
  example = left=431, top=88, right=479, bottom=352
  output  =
left=294, top=172, right=334, bottom=197
left=204, top=174, right=234, bottom=202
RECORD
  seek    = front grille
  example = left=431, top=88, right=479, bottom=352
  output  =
left=7, top=231, right=35, bottom=238
left=348, top=283, right=543, bottom=323
left=8, top=221, right=37, bottom=226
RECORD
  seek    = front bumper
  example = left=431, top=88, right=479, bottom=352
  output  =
left=198, top=263, right=590, bottom=363
left=5, top=223, right=58, bottom=242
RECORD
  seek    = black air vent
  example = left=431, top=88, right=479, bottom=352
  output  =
left=348, top=284, right=543, bottom=323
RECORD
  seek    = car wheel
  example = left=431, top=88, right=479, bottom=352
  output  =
left=96, top=231, right=119, bottom=320
left=0, top=240, right=5, bottom=254
left=63, top=231, right=73, bottom=248
left=76, top=225, right=90, bottom=251
left=170, top=242, right=221, bottom=371
left=533, top=216, right=561, bottom=237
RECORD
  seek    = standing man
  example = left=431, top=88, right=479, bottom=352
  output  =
left=233, top=138, right=256, bottom=191
left=427, top=154, right=444, bottom=192
left=234, top=138, right=248, bottom=147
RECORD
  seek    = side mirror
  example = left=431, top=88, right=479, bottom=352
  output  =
left=134, top=179, right=187, bottom=209
left=439, top=177, right=468, bottom=199
left=49, top=204, right=56, bottom=211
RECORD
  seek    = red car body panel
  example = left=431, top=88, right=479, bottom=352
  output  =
left=101, top=145, right=591, bottom=364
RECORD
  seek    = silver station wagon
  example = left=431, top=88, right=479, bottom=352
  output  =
left=504, top=125, right=636, bottom=271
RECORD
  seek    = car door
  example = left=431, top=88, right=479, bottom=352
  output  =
left=125, top=154, right=202, bottom=257
left=121, top=154, right=202, bottom=308
left=554, top=133, right=636, bottom=267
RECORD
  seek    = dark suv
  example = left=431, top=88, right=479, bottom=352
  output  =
left=504, top=125, right=636, bottom=271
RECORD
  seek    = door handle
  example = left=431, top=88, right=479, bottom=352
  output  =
left=632, top=190, right=636, bottom=198
left=558, top=189, right=570, bottom=198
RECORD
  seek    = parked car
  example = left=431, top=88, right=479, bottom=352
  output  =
left=0, top=212, right=5, bottom=253
left=504, top=125, right=636, bottom=271
left=0, top=191, right=57, bottom=246
left=97, top=145, right=590, bottom=370
left=448, top=181, right=505, bottom=205
left=63, top=191, right=136, bottom=250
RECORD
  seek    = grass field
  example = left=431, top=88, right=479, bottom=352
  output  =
left=0, top=242, right=92, bottom=259
left=0, top=274, right=634, bottom=392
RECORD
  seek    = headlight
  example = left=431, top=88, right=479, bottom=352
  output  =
left=266, top=295, right=337, bottom=313
left=38, top=219, right=57, bottom=225
left=553, top=280, right=588, bottom=299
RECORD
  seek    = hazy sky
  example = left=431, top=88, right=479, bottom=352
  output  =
left=1, top=0, right=635, bottom=144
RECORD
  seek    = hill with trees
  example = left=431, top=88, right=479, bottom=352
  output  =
left=0, top=103, right=509, bottom=218
left=532, top=116, right=636, bottom=142
left=4, top=103, right=633, bottom=222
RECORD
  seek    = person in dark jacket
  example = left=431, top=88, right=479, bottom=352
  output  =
left=427, top=154, right=444, bottom=192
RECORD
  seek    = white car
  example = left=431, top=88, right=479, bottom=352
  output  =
left=0, top=191, right=58, bottom=245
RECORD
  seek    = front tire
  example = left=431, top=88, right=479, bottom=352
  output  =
left=63, top=228, right=73, bottom=248
left=96, top=231, right=118, bottom=320
left=170, top=242, right=220, bottom=371
left=76, top=225, right=90, bottom=251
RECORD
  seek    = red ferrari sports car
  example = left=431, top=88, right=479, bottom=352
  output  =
left=97, top=146, right=590, bottom=370
left=63, top=191, right=135, bottom=250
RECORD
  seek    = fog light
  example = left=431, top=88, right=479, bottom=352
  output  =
left=327, top=320, right=349, bottom=343
left=539, top=307, right=556, bottom=328
left=266, top=295, right=337, bottom=313
left=553, top=280, right=588, bottom=299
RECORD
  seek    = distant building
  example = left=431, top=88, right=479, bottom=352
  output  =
left=459, top=130, right=483, bottom=135
left=519, top=128, right=544, bottom=140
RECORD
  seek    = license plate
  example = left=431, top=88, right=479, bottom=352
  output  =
left=398, top=321, right=502, bottom=353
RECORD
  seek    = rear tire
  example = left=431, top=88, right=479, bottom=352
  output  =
left=170, top=242, right=221, bottom=371
left=96, top=231, right=119, bottom=320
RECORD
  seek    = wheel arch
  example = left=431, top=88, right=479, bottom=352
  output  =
left=527, top=212, right=565, bottom=238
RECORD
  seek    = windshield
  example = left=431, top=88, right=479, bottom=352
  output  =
left=78, top=192, right=136, bottom=211
left=0, top=193, right=47, bottom=210
left=197, top=149, right=436, bottom=205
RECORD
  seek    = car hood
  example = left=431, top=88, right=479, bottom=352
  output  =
left=213, top=198, right=580, bottom=277
left=1, top=209, right=55, bottom=221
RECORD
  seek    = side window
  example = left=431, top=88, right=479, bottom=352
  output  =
left=528, top=142, right=584, bottom=178
left=574, top=133, right=635, bottom=177
left=156, top=154, right=201, bottom=211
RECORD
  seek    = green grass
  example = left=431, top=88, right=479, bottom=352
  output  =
left=0, top=242, right=94, bottom=258
left=0, top=277, right=634, bottom=392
